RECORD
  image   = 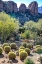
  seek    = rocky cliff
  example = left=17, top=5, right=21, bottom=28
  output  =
left=0, top=0, right=42, bottom=25
left=0, top=0, right=38, bottom=15
left=28, top=1, right=38, bottom=15
left=0, top=0, right=18, bottom=13
left=0, top=0, right=4, bottom=12
left=19, top=3, right=26, bottom=13
left=3, top=1, right=18, bottom=13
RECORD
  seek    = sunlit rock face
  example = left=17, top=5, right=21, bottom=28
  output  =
left=19, top=3, right=26, bottom=13
left=0, top=0, right=4, bottom=12
left=28, top=1, right=38, bottom=15
left=3, top=1, right=18, bottom=13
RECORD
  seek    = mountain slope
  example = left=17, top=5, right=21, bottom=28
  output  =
left=9, top=11, right=42, bottom=25
left=38, top=6, right=42, bottom=13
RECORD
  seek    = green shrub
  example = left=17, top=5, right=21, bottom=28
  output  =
left=26, top=43, right=33, bottom=49
left=35, top=47, right=42, bottom=53
left=23, top=43, right=27, bottom=48
left=24, top=30, right=30, bottom=39
left=34, top=37, right=42, bottom=45
left=0, top=47, right=3, bottom=55
left=4, top=46, right=11, bottom=53
left=10, top=43, right=16, bottom=49
left=19, top=51, right=28, bottom=60
left=21, top=30, right=30, bottom=39
left=21, top=33, right=26, bottom=39
left=25, top=48, right=30, bottom=55
left=8, top=52, right=16, bottom=59
left=19, top=46, right=25, bottom=49
left=3, top=43, right=9, bottom=48
left=0, top=12, right=20, bottom=42
left=24, top=58, right=34, bottom=64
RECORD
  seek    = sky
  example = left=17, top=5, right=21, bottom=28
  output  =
left=3, top=0, right=42, bottom=7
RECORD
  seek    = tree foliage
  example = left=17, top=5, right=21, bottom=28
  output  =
left=0, top=12, right=19, bottom=42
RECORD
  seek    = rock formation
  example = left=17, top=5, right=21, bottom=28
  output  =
left=0, top=1, right=39, bottom=15
left=19, top=3, right=26, bottom=13
left=0, top=1, right=42, bottom=25
left=13, top=2, right=18, bottom=13
left=28, top=1, right=38, bottom=15
left=0, top=0, right=4, bottom=12
left=3, top=1, right=18, bottom=13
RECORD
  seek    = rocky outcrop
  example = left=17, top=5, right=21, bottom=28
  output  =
left=0, top=1, right=39, bottom=15
left=13, top=2, right=18, bottom=13
left=0, top=0, right=4, bottom=12
left=0, top=0, right=42, bottom=25
left=19, top=3, right=26, bottom=13
left=28, top=1, right=38, bottom=15
left=3, top=1, right=18, bottom=13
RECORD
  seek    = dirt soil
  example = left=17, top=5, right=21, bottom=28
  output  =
left=0, top=50, right=41, bottom=64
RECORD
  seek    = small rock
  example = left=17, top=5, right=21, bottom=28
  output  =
left=7, top=60, right=13, bottom=64
left=32, top=49, right=36, bottom=53
left=7, top=60, right=10, bottom=63
left=1, top=60, right=5, bottom=63
left=9, top=60, right=12, bottom=63
left=37, top=57, right=40, bottom=62
left=16, top=50, right=19, bottom=56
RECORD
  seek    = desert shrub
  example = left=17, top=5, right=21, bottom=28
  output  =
left=8, top=52, right=16, bottom=59
left=30, top=32, right=37, bottom=40
left=21, top=33, right=26, bottom=39
left=23, top=43, right=27, bottom=48
left=35, top=45, right=41, bottom=48
left=0, top=12, right=20, bottom=42
left=34, top=37, right=42, bottom=45
left=19, top=46, right=25, bottom=49
left=19, top=51, right=28, bottom=60
left=35, top=41, right=42, bottom=45
left=21, top=30, right=30, bottom=39
left=10, top=43, right=16, bottom=49
left=3, top=43, right=9, bottom=48
left=24, top=58, right=34, bottom=64
left=25, top=48, right=30, bottom=55
left=0, top=47, right=3, bottom=55
left=26, top=43, right=33, bottom=49
left=4, top=46, right=11, bottom=53
left=35, top=47, right=42, bottom=53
